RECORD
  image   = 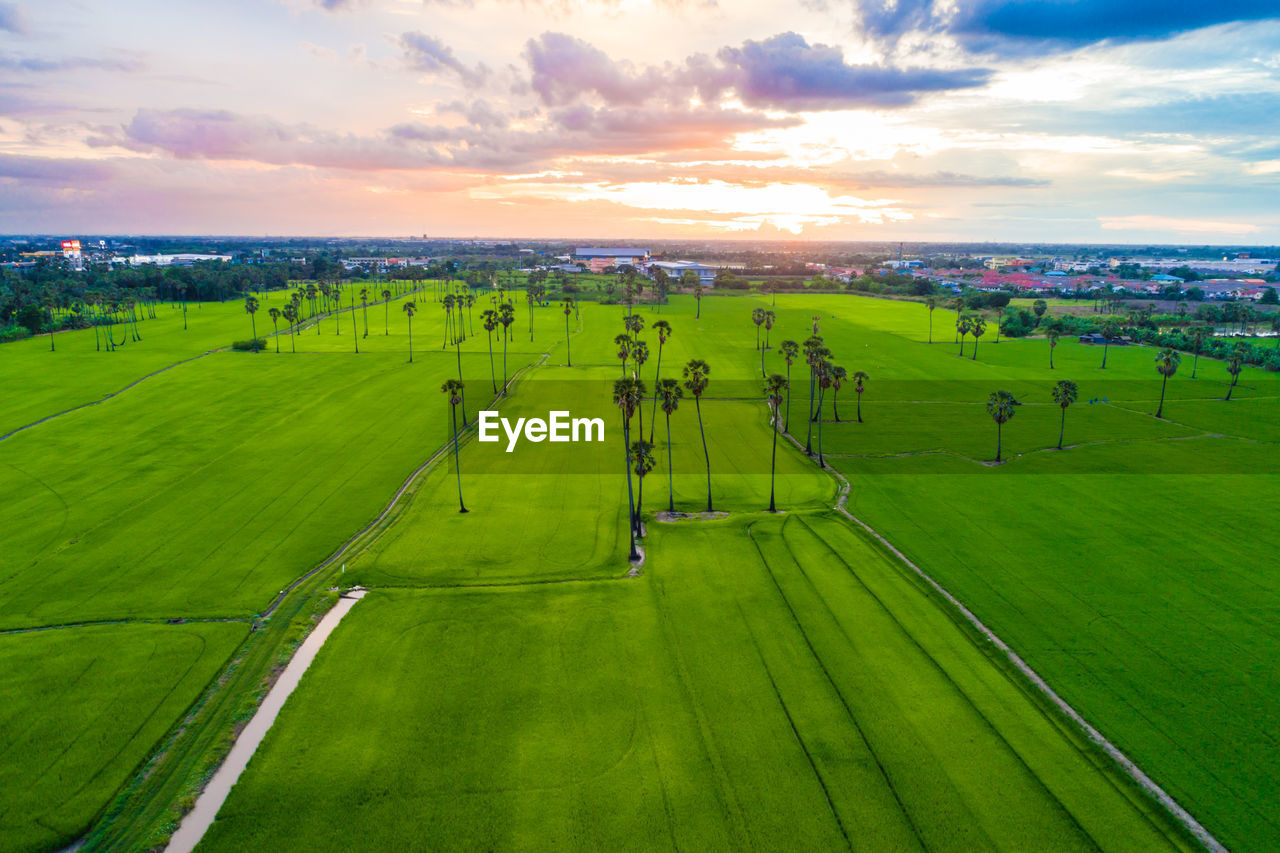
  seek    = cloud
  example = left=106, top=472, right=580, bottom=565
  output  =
left=828, top=169, right=1047, bottom=188
left=0, top=55, right=145, bottom=73
left=95, top=109, right=440, bottom=170
left=709, top=32, right=991, bottom=108
left=314, top=0, right=354, bottom=9
left=1099, top=214, right=1262, bottom=235
left=0, top=153, right=116, bottom=182
left=853, top=0, right=1280, bottom=54
left=0, top=1, right=26, bottom=34
left=399, top=31, right=489, bottom=87
left=436, top=99, right=510, bottom=129
left=523, top=31, right=991, bottom=111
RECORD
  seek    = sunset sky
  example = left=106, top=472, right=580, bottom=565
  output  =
left=1, top=0, right=1278, bottom=241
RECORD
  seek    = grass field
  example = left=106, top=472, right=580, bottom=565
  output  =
left=6, top=287, right=1279, bottom=852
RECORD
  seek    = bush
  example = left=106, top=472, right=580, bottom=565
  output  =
left=0, top=324, right=32, bottom=343
left=231, top=338, right=267, bottom=351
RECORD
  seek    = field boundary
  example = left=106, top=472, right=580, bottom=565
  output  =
left=776, top=422, right=1227, bottom=853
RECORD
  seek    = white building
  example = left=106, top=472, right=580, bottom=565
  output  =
left=648, top=260, right=718, bottom=287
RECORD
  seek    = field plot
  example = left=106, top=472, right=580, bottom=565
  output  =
left=0, top=622, right=246, bottom=853
left=199, top=513, right=1190, bottom=852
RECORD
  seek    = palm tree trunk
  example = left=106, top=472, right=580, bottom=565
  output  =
left=1058, top=407, right=1066, bottom=449
left=996, top=422, right=1002, bottom=461
left=565, top=313, right=572, bottom=366
left=250, top=315, right=257, bottom=350
left=769, top=403, right=778, bottom=513
left=857, top=393, right=862, bottom=423
left=1226, top=375, right=1237, bottom=400
left=455, top=340, right=467, bottom=425
left=502, top=335, right=508, bottom=390
left=1102, top=341, right=1109, bottom=369
left=649, top=344, right=663, bottom=443
left=622, top=414, right=638, bottom=560
left=805, top=370, right=815, bottom=454
left=833, top=390, right=840, bottom=421
left=1156, top=373, right=1167, bottom=417
left=971, top=338, right=978, bottom=360
left=1192, top=351, right=1199, bottom=378
left=695, top=397, right=712, bottom=512
left=452, top=403, right=467, bottom=513
left=928, top=312, right=932, bottom=343
left=1049, top=344, right=1054, bottom=370
left=487, top=331, right=496, bottom=393
left=408, top=318, right=413, bottom=363
left=816, top=386, right=825, bottom=468
left=665, top=411, right=675, bottom=513
left=384, top=302, right=389, bottom=335
left=273, top=320, right=279, bottom=352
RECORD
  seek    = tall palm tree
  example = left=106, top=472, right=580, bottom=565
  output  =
left=1190, top=325, right=1206, bottom=378
left=852, top=370, right=869, bottom=423
left=1154, top=347, right=1181, bottom=418
left=829, top=364, right=847, bottom=421
left=656, top=378, right=683, bottom=513
left=969, top=315, right=987, bottom=361
left=283, top=304, right=298, bottom=353
left=268, top=307, right=281, bottom=353
left=682, top=359, right=713, bottom=512
left=957, top=314, right=971, bottom=356
left=752, top=307, right=765, bottom=352
left=813, top=358, right=832, bottom=467
left=613, top=377, right=643, bottom=559
left=481, top=309, right=499, bottom=393
left=442, top=294, right=455, bottom=349
left=688, top=272, right=703, bottom=319
left=381, top=288, right=392, bottom=334
left=624, top=312, right=645, bottom=339
left=649, top=320, right=672, bottom=441
left=763, top=309, right=775, bottom=351
left=950, top=297, right=964, bottom=342
left=631, top=439, right=655, bottom=531
left=1099, top=319, right=1119, bottom=369
left=1051, top=379, right=1078, bottom=449
left=244, top=295, right=260, bottom=351
left=779, top=339, right=799, bottom=431
left=615, top=333, right=633, bottom=376
left=360, top=288, right=369, bottom=338
left=350, top=291, right=359, bottom=354
left=925, top=295, right=938, bottom=343
left=1046, top=323, right=1060, bottom=369
left=499, top=301, right=514, bottom=389
left=441, top=378, right=468, bottom=513
left=631, top=340, right=650, bottom=437
left=802, top=335, right=827, bottom=454
left=403, top=301, right=416, bottom=363
left=986, top=390, right=1020, bottom=462
left=764, top=373, right=788, bottom=512
left=1225, top=343, right=1246, bottom=400
left=562, top=298, right=574, bottom=366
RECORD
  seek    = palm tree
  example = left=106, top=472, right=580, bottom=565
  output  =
left=970, top=315, right=987, bottom=361
left=1099, top=319, right=1119, bottom=369
left=1154, top=347, right=1180, bottom=418
left=631, top=439, right=655, bottom=530
left=403, top=301, right=416, bottom=363
left=986, top=390, right=1020, bottom=462
left=382, top=288, right=392, bottom=334
left=1046, top=323, right=1060, bottom=369
left=350, top=291, right=360, bottom=354
left=803, top=336, right=828, bottom=454
left=829, top=364, right=847, bottom=421
left=957, top=314, right=971, bottom=356
left=244, top=295, right=260, bottom=351
left=925, top=295, right=938, bottom=343
left=764, top=373, right=788, bottom=512
left=686, top=271, right=702, bottom=319
left=813, top=358, right=833, bottom=467
left=631, top=340, right=650, bottom=437
left=656, top=378, right=683, bottom=513
left=481, top=309, right=499, bottom=393
left=649, top=320, right=672, bottom=441
left=852, top=370, right=869, bottom=423
left=1190, top=325, right=1206, bottom=378
left=499, top=301, right=514, bottom=389
left=1225, top=343, right=1246, bottom=400
left=441, top=378, right=468, bottom=513
left=360, top=288, right=369, bottom=338
left=779, top=339, right=799, bottom=431
left=442, top=293, right=455, bottom=349
left=615, top=333, right=632, bottom=376
left=1051, top=379, right=1078, bottom=449
left=950, top=297, right=964, bottom=342
left=763, top=309, right=775, bottom=351
left=562, top=298, right=574, bottom=366
left=283, top=304, right=298, bottom=353
left=682, top=359, right=713, bottom=512
left=1032, top=299, right=1048, bottom=327
left=624, top=312, right=645, bottom=339
left=268, top=307, right=281, bottom=352
left=752, top=307, right=765, bottom=352
left=613, top=377, right=643, bottom=559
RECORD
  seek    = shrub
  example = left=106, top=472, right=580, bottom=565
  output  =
left=231, top=338, right=267, bottom=351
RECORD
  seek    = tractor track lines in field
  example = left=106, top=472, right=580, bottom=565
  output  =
left=779, top=421, right=1230, bottom=853
left=0, top=350, right=219, bottom=443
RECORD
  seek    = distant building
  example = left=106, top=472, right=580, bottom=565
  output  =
left=574, top=248, right=650, bottom=273
left=127, top=253, right=233, bottom=267
left=648, top=260, right=718, bottom=287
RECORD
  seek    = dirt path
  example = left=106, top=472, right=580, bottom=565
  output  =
left=165, top=590, right=367, bottom=853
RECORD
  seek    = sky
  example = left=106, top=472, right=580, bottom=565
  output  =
left=1, top=0, right=1278, bottom=242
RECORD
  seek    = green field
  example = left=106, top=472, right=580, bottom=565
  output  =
left=5, top=288, right=1277, bottom=852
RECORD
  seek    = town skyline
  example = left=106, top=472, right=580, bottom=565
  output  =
left=2, top=0, right=1278, bottom=242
